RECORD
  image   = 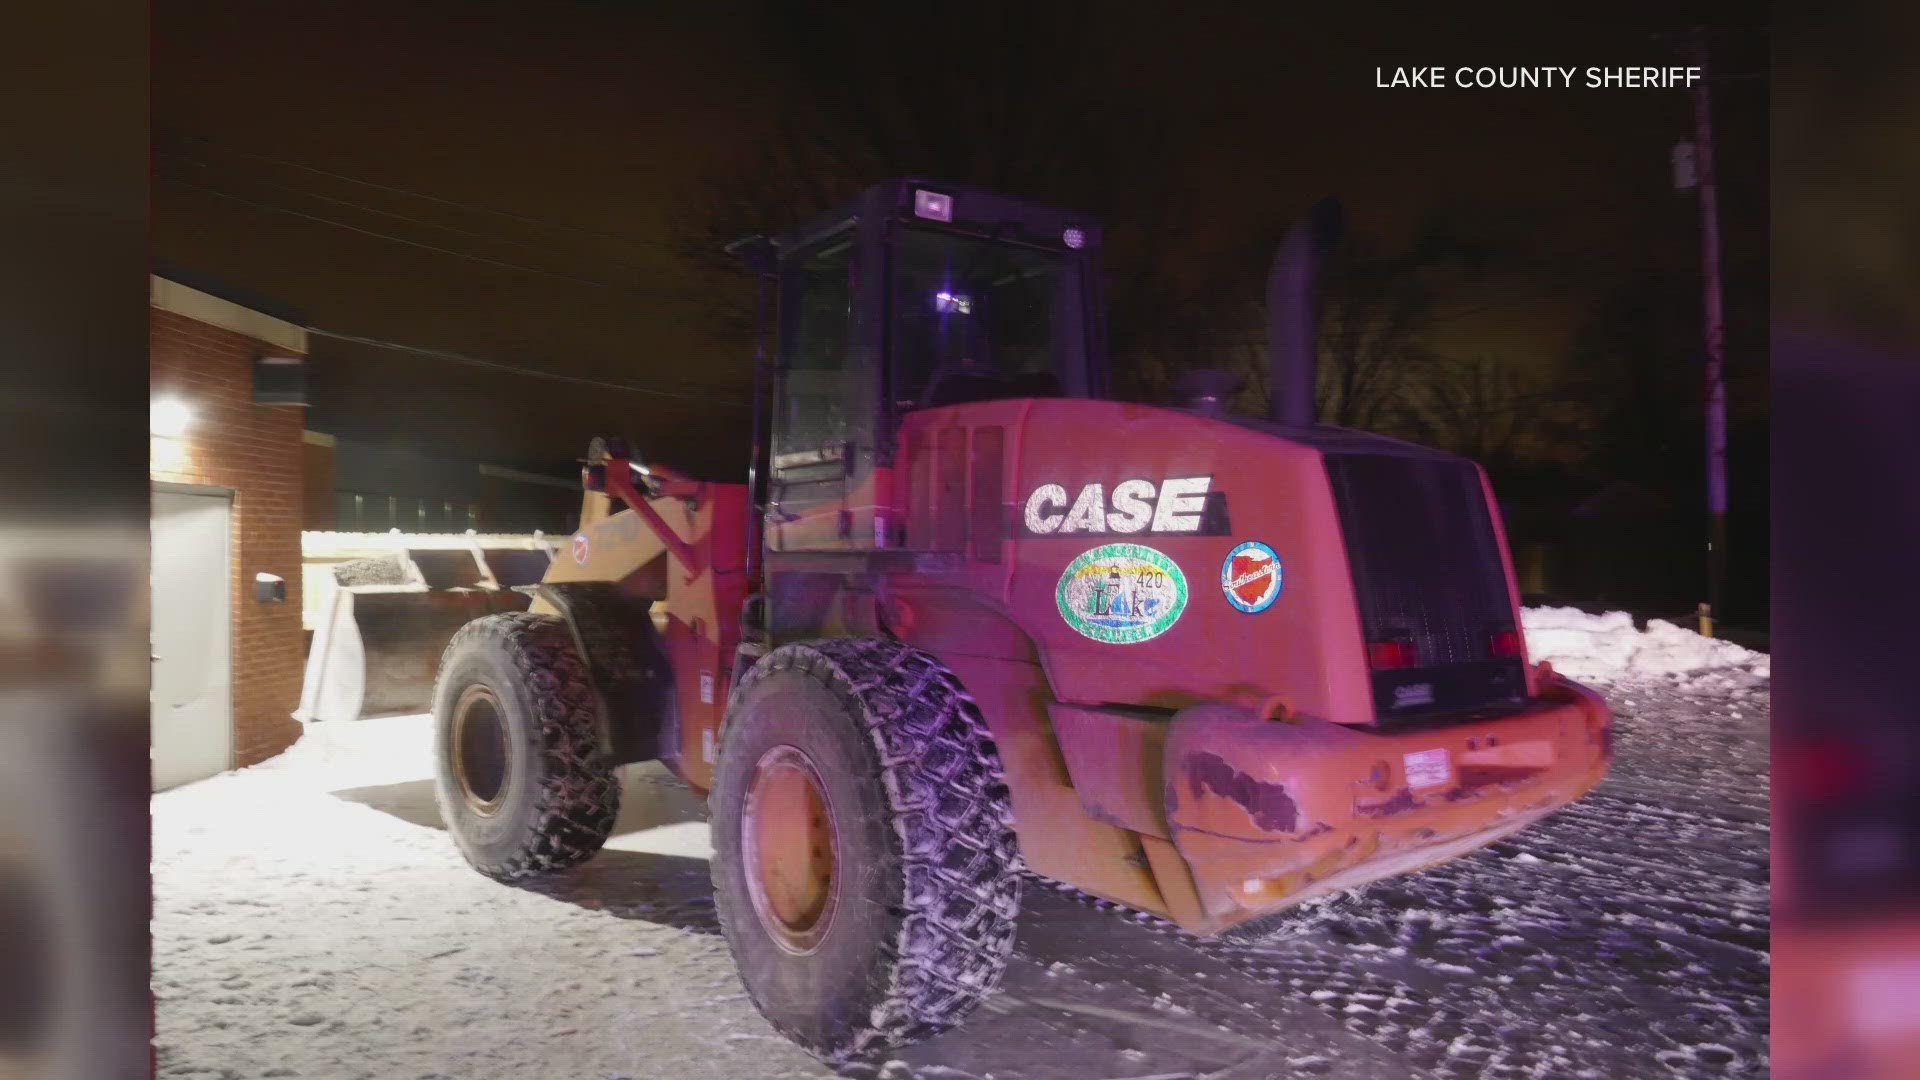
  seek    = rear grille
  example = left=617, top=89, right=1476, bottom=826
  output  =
left=1323, top=451, right=1527, bottom=721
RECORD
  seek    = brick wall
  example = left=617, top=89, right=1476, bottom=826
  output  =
left=150, top=308, right=306, bottom=767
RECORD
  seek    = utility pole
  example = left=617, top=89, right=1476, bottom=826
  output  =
left=1694, top=37, right=1728, bottom=638
left=1670, top=29, right=1728, bottom=637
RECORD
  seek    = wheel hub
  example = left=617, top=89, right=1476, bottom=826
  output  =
left=451, top=684, right=509, bottom=816
left=742, top=744, right=840, bottom=955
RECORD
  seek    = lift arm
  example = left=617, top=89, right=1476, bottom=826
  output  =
left=599, top=443, right=705, bottom=582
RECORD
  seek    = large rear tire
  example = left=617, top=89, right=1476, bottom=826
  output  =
left=709, top=638, right=1023, bottom=1066
left=431, top=612, right=618, bottom=881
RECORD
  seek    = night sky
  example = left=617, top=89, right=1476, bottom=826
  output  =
left=153, top=1, right=1766, bottom=483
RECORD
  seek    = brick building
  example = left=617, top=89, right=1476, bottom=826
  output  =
left=149, top=274, right=308, bottom=788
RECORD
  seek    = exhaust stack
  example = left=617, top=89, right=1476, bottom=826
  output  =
left=1267, top=197, right=1345, bottom=425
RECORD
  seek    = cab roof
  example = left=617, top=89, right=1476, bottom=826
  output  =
left=774, top=179, right=1104, bottom=256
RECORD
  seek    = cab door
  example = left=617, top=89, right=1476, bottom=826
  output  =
left=767, top=227, right=881, bottom=551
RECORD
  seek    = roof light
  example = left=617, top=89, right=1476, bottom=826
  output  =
left=1063, top=227, right=1086, bottom=249
left=914, top=189, right=953, bottom=223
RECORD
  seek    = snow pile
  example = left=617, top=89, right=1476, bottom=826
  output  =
left=1521, top=606, right=1769, bottom=687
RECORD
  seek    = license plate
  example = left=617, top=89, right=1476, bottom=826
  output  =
left=1404, top=748, right=1452, bottom=790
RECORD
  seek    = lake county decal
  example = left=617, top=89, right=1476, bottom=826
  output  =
left=1055, top=543, right=1188, bottom=644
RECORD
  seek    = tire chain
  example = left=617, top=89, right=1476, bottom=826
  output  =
left=437, top=612, right=620, bottom=881
left=722, top=638, right=1024, bottom=1066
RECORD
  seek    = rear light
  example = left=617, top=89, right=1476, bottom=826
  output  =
left=1781, top=743, right=1872, bottom=804
left=1367, top=640, right=1419, bottom=670
left=1489, top=628, right=1524, bottom=658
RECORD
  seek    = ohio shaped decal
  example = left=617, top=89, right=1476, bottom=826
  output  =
left=1221, top=540, right=1283, bottom=614
left=1055, top=543, right=1188, bottom=644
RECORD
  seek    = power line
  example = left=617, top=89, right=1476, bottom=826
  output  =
left=157, top=148, right=681, bottom=280
left=157, top=172, right=705, bottom=300
left=166, top=133, right=682, bottom=253
left=158, top=173, right=616, bottom=290
left=307, top=327, right=746, bottom=406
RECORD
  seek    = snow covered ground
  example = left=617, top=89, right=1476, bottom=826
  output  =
left=153, top=612, right=1768, bottom=1079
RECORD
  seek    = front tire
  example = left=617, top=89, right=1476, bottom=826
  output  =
left=709, top=639, right=1022, bottom=1066
left=431, top=612, right=618, bottom=881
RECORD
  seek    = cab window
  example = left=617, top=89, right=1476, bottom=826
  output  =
left=889, top=228, right=1078, bottom=411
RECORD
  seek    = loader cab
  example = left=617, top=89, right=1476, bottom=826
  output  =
left=766, top=181, right=1108, bottom=551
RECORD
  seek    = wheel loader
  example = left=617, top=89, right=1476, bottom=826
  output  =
left=425, top=180, right=1613, bottom=1065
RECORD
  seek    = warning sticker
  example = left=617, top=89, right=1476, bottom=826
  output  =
left=570, top=531, right=591, bottom=565
left=1403, top=748, right=1452, bottom=790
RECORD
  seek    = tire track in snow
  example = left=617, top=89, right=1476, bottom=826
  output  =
left=1036, top=677, right=1771, bottom=1079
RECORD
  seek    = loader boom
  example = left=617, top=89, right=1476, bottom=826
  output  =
left=536, top=438, right=750, bottom=792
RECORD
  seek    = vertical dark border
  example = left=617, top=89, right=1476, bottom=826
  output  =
left=0, top=3, right=152, bottom=1077
left=1771, top=4, right=1920, bottom=1070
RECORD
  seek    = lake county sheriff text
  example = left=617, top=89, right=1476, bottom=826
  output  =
left=1376, top=66, right=1703, bottom=89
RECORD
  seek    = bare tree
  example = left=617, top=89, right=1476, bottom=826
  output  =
left=1404, top=353, right=1569, bottom=466
left=1314, top=240, right=1446, bottom=432
left=670, top=1, right=1199, bottom=367
left=1160, top=223, right=1465, bottom=435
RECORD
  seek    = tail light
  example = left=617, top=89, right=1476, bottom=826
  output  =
left=1367, top=640, right=1419, bottom=670
left=1781, top=743, right=1872, bottom=804
left=1489, top=628, right=1524, bottom=658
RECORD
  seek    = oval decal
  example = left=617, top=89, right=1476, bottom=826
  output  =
left=1055, top=543, right=1188, bottom=644
left=1221, top=540, right=1283, bottom=613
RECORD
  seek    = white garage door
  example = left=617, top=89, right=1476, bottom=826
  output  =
left=152, top=487, right=232, bottom=791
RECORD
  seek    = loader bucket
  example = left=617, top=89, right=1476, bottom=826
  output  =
left=475, top=547, right=551, bottom=587
left=295, top=584, right=531, bottom=724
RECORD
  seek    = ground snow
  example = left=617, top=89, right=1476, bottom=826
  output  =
left=155, top=616, right=1769, bottom=1079
left=152, top=720, right=828, bottom=1080
left=1522, top=606, right=1769, bottom=687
